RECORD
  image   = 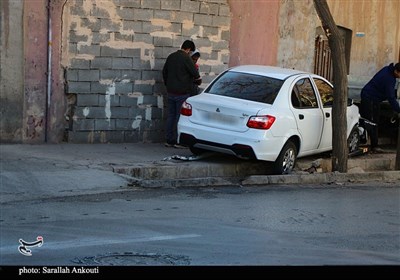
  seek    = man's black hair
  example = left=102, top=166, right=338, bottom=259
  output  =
left=181, top=40, right=195, bottom=52
left=394, top=62, right=400, bottom=72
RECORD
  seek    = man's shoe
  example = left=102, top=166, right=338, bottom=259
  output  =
left=173, top=144, right=187, bottom=149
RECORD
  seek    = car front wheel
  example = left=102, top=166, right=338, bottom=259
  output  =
left=347, top=126, right=360, bottom=154
left=273, top=140, right=297, bottom=175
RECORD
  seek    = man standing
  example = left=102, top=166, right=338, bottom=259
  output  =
left=162, top=40, right=201, bottom=147
left=360, top=62, right=400, bottom=153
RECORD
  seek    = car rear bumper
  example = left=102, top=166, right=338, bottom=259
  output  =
left=178, top=121, right=284, bottom=161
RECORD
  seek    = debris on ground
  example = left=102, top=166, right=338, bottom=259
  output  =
left=302, top=159, right=322, bottom=173
left=162, top=152, right=215, bottom=161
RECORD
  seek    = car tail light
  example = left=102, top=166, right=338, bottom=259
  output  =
left=180, top=101, right=192, bottom=116
left=247, top=115, right=276, bottom=129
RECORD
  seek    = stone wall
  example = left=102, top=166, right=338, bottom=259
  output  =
left=63, top=0, right=231, bottom=143
left=0, top=0, right=24, bottom=143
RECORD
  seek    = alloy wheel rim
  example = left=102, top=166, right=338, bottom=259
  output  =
left=349, top=132, right=359, bottom=153
left=282, top=149, right=295, bottom=173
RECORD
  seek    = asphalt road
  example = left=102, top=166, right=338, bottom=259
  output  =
left=1, top=183, right=399, bottom=267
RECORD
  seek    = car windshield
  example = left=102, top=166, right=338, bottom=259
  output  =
left=205, top=71, right=284, bottom=104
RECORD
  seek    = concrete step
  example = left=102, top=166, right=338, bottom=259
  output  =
left=112, top=151, right=397, bottom=188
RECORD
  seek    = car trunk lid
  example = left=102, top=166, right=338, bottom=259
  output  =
left=186, top=94, right=269, bottom=132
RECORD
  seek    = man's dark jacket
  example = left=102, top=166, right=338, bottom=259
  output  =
left=162, top=50, right=200, bottom=95
left=361, top=63, right=400, bottom=113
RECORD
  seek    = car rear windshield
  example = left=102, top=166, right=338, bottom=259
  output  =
left=205, top=71, right=284, bottom=104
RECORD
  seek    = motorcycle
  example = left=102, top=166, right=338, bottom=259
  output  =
left=358, top=113, right=399, bottom=146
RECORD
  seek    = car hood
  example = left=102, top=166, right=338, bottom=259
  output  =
left=184, top=93, right=271, bottom=132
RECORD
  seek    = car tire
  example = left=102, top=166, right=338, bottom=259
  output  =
left=273, top=140, right=297, bottom=175
left=347, top=126, right=360, bottom=154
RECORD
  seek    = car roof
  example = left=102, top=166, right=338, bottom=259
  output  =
left=228, top=65, right=308, bottom=80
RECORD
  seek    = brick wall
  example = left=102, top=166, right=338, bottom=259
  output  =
left=63, top=0, right=230, bottom=143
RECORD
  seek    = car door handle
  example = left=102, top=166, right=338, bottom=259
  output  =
left=325, top=112, right=330, bottom=118
left=298, top=114, right=304, bottom=120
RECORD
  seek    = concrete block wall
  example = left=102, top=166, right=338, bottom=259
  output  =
left=63, top=0, right=231, bottom=143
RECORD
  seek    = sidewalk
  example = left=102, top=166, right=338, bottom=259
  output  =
left=1, top=143, right=397, bottom=193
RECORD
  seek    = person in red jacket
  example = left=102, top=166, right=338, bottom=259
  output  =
left=190, top=49, right=202, bottom=96
left=360, top=62, right=400, bottom=153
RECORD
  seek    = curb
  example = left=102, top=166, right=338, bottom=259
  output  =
left=241, top=170, right=400, bottom=186
left=115, top=166, right=400, bottom=188
left=112, top=151, right=398, bottom=188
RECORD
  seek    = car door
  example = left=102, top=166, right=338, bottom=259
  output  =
left=290, top=77, right=324, bottom=153
left=311, top=77, right=334, bottom=151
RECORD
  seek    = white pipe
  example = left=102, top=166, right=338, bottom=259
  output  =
left=45, top=0, right=52, bottom=142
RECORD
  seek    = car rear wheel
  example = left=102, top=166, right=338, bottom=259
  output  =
left=347, top=126, right=360, bottom=154
left=273, top=140, right=297, bottom=175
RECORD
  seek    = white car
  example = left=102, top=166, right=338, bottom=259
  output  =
left=178, top=65, right=360, bottom=174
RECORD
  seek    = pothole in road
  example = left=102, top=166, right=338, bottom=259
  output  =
left=72, top=252, right=191, bottom=265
